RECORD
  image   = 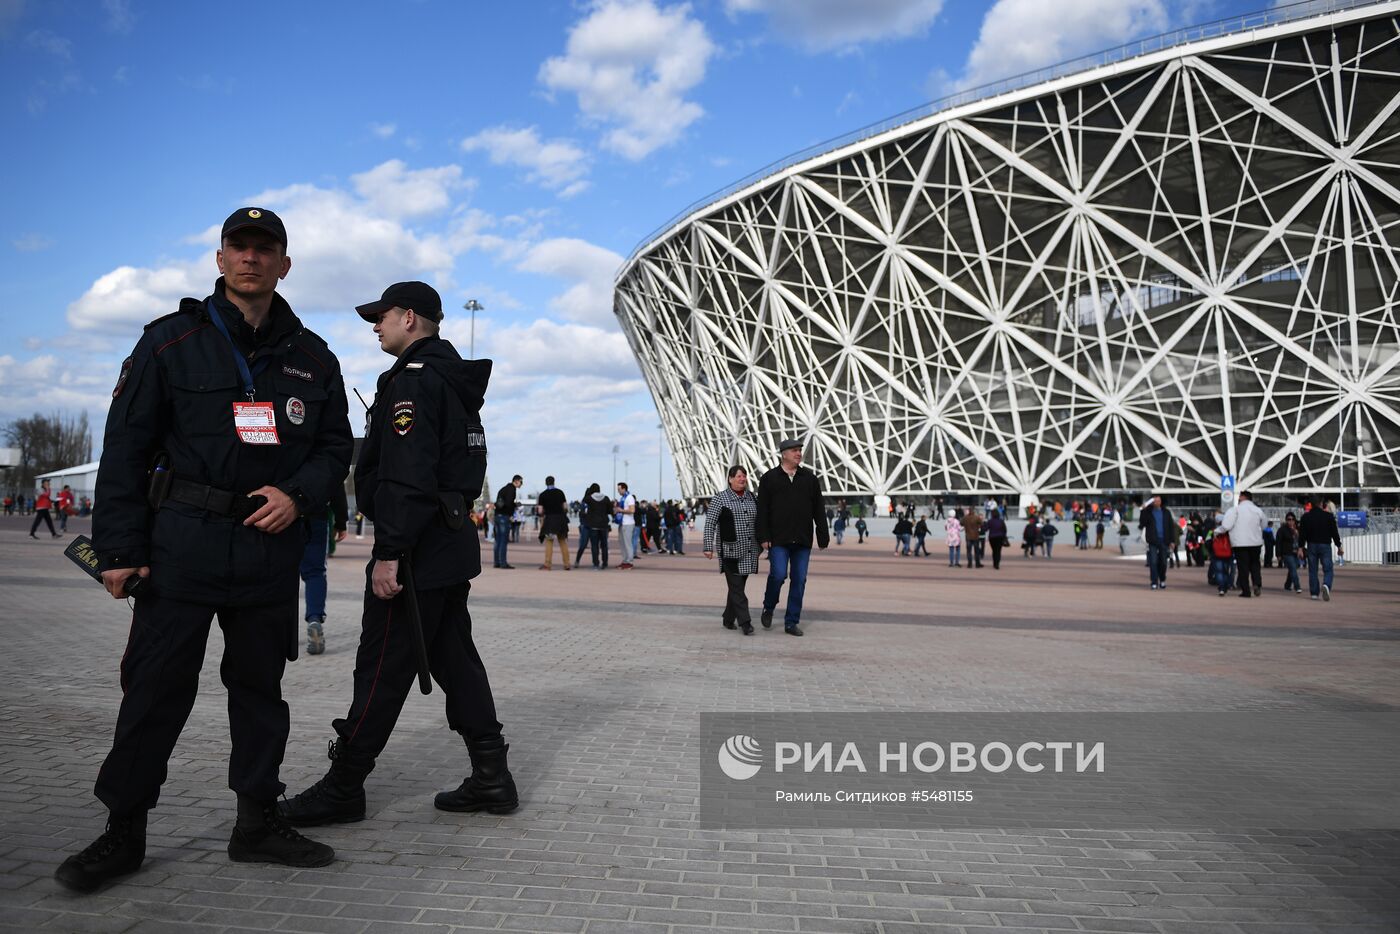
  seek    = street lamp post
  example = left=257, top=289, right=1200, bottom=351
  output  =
left=463, top=299, right=483, bottom=358
left=612, top=445, right=620, bottom=492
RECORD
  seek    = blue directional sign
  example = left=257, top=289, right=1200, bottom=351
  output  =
left=1220, top=475, right=1235, bottom=492
left=1337, top=510, right=1367, bottom=530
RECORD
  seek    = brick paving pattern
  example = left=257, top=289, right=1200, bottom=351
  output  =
left=1, top=515, right=1398, bottom=932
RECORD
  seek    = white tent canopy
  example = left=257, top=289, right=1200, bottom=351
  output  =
left=35, top=461, right=100, bottom=502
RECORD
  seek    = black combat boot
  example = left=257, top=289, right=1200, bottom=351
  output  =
left=434, top=735, right=519, bottom=814
left=277, top=738, right=373, bottom=827
left=229, top=795, right=334, bottom=867
left=54, top=811, right=146, bottom=892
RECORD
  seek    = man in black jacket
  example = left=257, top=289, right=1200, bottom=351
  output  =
left=755, top=439, right=830, bottom=636
left=493, top=474, right=522, bottom=568
left=1138, top=494, right=1174, bottom=591
left=1298, top=500, right=1344, bottom=601
left=56, top=208, right=354, bottom=893
left=537, top=476, right=570, bottom=570
left=280, top=281, right=517, bottom=828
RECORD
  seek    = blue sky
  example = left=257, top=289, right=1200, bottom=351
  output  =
left=0, top=0, right=1264, bottom=500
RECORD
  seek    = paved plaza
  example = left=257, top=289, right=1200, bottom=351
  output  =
left=1, top=515, right=1398, bottom=933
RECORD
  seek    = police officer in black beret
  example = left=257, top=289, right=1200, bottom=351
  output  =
left=55, top=208, right=354, bottom=892
left=279, top=281, right=517, bottom=827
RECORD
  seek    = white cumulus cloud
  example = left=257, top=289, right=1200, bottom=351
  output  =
left=67, top=259, right=210, bottom=333
left=350, top=159, right=473, bottom=220
left=462, top=126, right=591, bottom=197
left=369, top=121, right=396, bottom=138
left=725, top=0, right=944, bottom=52
left=959, top=0, right=1169, bottom=89
left=539, top=0, right=716, bottom=160
left=515, top=238, right=625, bottom=326
left=492, top=319, right=638, bottom=377
left=67, top=167, right=478, bottom=332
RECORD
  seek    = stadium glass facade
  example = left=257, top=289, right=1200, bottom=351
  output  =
left=615, top=2, right=1400, bottom=504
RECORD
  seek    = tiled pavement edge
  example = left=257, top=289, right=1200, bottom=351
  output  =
left=2, top=516, right=1398, bottom=933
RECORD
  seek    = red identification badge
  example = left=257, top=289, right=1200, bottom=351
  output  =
left=233, top=401, right=281, bottom=445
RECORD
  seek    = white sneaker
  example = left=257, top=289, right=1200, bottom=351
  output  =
left=1321, top=584, right=1330, bottom=602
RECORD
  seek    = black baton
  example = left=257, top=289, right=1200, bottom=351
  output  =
left=396, top=557, right=433, bottom=695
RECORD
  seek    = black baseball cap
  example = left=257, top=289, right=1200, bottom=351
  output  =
left=221, top=207, right=287, bottom=247
left=355, top=281, right=443, bottom=322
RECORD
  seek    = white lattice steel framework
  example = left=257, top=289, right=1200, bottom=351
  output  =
left=616, top=2, right=1400, bottom=502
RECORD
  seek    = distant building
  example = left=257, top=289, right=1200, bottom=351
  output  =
left=616, top=1, right=1400, bottom=505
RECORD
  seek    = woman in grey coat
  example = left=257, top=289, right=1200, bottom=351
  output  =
left=703, top=466, right=761, bottom=635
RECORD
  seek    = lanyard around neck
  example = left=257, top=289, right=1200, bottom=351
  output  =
left=206, top=299, right=271, bottom=400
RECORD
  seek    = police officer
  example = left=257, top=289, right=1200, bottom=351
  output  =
left=279, top=281, right=517, bottom=827
left=55, top=208, right=354, bottom=893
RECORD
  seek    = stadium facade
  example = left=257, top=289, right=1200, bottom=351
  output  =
left=615, top=1, right=1400, bottom=505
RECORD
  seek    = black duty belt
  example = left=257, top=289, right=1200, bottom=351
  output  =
left=167, top=478, right=263, bottom=521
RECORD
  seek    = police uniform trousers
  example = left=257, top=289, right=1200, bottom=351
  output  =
left=96, top=592, right=294, bottom=815
left=333, top=579, right=501, bottom=758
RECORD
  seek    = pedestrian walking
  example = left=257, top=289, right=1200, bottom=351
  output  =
left=985, top=510, right=1008, bottom=569
left=912, top=515, right=929, bottom=556
left=1276, top=512, right=1302, bottom=593
left=1218, top=490, right=1265, bottom=598
left=1298, top=498, right=1343, bottom=601
left=56, top=207, right=353, bottom=892
left=491, top=475, right=521, bottom=568
left=537, top=477, right=571, bottom=570
left=944, top=511, right=963, bottom=566
left=57, top=484, right=75, bottom=533
left=582, top=484, right=613, bottom=568
left=703, top=466, right=760, bottom=635
left=855, top=516, right=867, bottom=543
left=615, top=482, right=638, bottom=569
left=1209, top=521, right=1235, bottom=596
left=280, top=280, right=517, bottom=828
left=28, top=478, right=59, bottom=538
left=300, top=482, right=349, bottom=655
left=961, top=507, right=984, bottom=567
left=1041, top=519, right=1059, bottom=558
left=892, top=515, right=912, bottom=555
left=755, top=439, right=830, bottom=637
left=1138, top=495, right=1173, bottom=590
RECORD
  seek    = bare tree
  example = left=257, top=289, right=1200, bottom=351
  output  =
left=2, top=411, right=93, bottom=490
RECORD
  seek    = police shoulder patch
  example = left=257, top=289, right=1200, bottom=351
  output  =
left=112, top=356, right=134, bottom=399
left=391, top=399, right=415, bottom=436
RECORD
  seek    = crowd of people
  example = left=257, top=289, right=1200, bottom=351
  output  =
left=475, top=477, right=695, bottom=571
left=7, top=480, right=90, bottom=534
left=1138, top=492, right=1346, bottom=600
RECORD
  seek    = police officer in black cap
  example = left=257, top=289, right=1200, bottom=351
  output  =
left=55, top=207, right=354, bottom=892
left=279, top=281, right=518, bottom=827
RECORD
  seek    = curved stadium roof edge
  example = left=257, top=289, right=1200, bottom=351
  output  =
left=617, top=0, right=1397, bottom=282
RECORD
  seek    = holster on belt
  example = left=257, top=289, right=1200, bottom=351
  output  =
left=165, top=477, right=265, bottom=521
left=147, top=451, right=172, bottom=510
